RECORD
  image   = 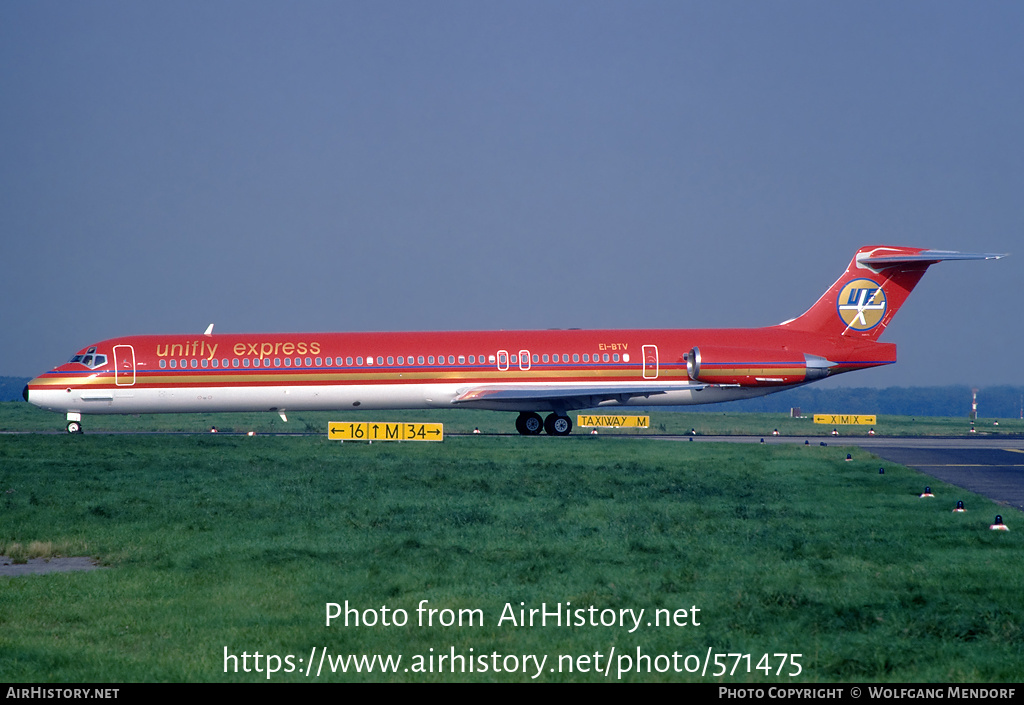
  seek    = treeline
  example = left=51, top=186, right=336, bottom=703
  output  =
left=3, top=375, right=1022, bottom=418
left=1, top=377, right=29, bottom=402
left=689, top=385, right=1024, bottom=419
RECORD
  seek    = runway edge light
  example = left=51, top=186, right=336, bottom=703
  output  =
left=990, top=515, right=1009, bottom=531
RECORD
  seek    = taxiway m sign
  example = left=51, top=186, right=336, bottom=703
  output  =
left=576, top=415, right=650, bottom=428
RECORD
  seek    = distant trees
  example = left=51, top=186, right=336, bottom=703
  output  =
left=691, top=385, right=1024, bottom=419
left=0, top=377, right=30, bottom=402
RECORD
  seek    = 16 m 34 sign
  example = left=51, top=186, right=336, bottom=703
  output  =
left=328, top=422, right=444, bottom=441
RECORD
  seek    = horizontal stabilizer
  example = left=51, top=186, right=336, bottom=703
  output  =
left=858, top=249, right=1006, bottom=267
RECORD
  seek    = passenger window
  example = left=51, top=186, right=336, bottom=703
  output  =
left=387, top=356, right=394, bottom=365
left=160, top=360, right=167, bottom=369
left=376, top=357, right=383, bottom=365
left=418, top=356, right=425, bottom=364
left=169, top=360, right=176, bottom=369
left=285, top=358, right=292, bottom=367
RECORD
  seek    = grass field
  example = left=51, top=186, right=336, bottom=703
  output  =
left=2, top=405, right=1023, bottom=682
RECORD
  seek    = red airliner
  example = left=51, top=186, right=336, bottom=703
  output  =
left=25, top=246, right=1003, bottom=435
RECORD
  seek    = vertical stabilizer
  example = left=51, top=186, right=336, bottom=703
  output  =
left=781, top=246, right=1004, bottom=341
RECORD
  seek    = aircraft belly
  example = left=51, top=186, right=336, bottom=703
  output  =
left=30, top=384, right=458, bottom=415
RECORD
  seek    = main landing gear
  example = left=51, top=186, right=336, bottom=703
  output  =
left=515, top=412, right=573, bottom=436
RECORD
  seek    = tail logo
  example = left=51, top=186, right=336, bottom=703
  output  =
left=837, top=278, right=887, bottom=331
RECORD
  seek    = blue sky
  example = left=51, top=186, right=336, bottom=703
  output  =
left=2, top=1, right=1021, bottom=386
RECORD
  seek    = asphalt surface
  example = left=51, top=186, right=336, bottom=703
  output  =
left=666, top=435, right=1024, bottom=512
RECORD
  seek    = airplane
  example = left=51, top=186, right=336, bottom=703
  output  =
left=24, top=245, right=1004, bottom=435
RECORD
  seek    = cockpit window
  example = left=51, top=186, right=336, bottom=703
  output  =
left=69, top=350, right=107, bottom=369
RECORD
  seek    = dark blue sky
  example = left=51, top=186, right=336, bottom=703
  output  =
left=2, top=1, right=1020, bottom=386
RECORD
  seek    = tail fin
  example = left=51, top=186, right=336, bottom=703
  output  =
left=782, top=246, right=1004, bottom=341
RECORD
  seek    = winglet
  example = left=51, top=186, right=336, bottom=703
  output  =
left=204, top=324, right=215, bottom=336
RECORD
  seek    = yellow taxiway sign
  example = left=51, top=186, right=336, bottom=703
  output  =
left=813, top=414, right=876, bottom=426
left=576, top=415, right=650, bottom=428
left=328, top=422, right=444, bottom=441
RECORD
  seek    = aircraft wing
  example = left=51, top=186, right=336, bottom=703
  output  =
left=451, top=382, right=708, bottom=411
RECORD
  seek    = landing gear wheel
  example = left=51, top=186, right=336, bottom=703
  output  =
left=515, top=412, right=544, bottom=436
left=544, top=413, right=572, bottom=436
left=66, top=421, right=83, bottom=434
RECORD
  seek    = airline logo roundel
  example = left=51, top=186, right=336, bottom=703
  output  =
left=837, top=278, right=887, bottom=331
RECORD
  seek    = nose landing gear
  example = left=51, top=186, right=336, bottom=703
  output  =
left=65, top=413, right=83, bottom=434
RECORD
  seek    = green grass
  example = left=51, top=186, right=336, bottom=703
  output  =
left=1, top=430, right=1022, bottom=682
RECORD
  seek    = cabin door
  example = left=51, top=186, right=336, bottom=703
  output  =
left=642, top=345, right=659, bottom=379
left=113, top=345, right=136, bottom=386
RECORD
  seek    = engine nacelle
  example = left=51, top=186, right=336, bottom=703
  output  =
left=685, top=346, right=834, bottom=386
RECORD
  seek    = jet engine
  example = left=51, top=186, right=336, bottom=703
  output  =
left=685, top=346, right=835, bottom=386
